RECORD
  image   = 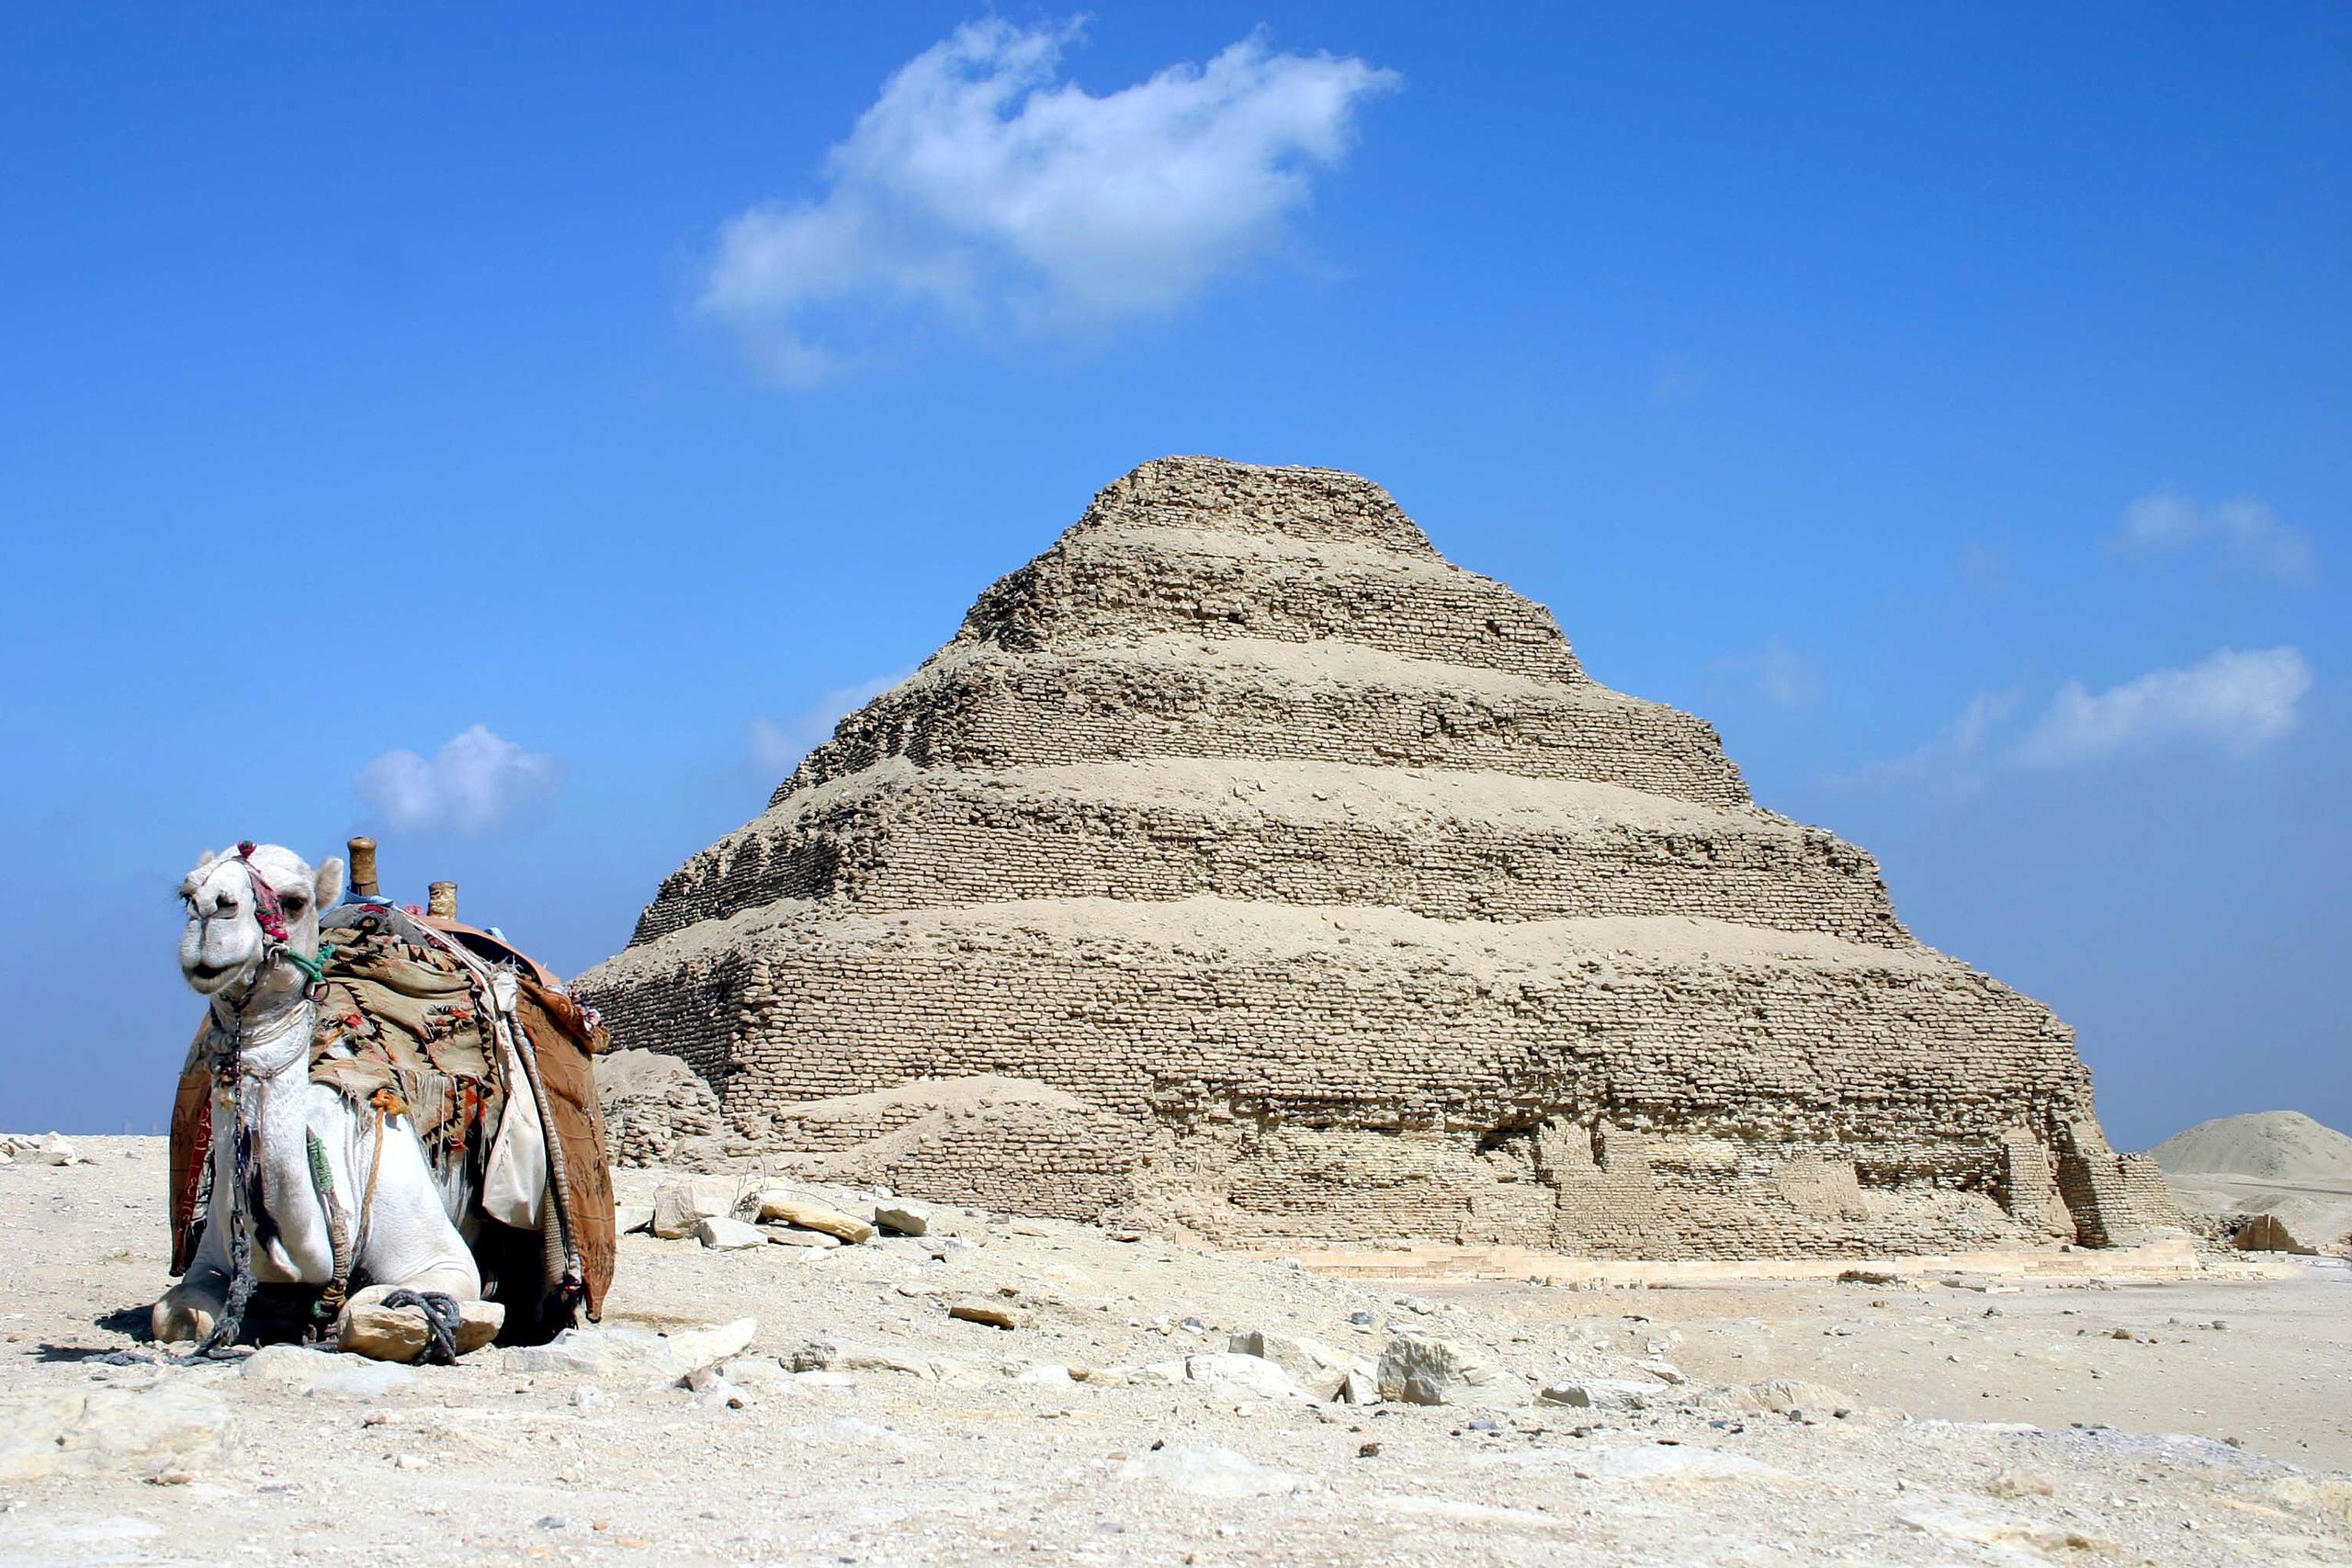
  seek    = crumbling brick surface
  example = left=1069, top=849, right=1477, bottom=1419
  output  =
left=578, top=457, right=2177, bottom=1255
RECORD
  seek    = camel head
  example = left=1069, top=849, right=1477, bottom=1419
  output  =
left=177, top=843, right=345, bottom=999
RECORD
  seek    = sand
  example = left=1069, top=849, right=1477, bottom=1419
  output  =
left=2152, top=1111, right=2352, bottom=1253
left=2, top=1137, right=2348, bottom=1566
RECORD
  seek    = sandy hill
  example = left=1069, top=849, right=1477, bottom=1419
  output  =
left=2149, top=1111, right=2352, bottom=1182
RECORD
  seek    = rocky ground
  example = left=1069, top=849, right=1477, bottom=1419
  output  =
left=2, top=1138, right=2348, bottom=1566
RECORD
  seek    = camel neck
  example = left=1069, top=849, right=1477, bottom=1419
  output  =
left=211, top=990, right=313, bottom=1079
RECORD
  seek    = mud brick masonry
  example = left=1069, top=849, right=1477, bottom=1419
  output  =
left=579, top=457, right=2180, bottom=1257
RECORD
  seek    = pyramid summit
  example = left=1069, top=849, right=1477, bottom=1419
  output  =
left=579, top=456, right=2178, bottom=1256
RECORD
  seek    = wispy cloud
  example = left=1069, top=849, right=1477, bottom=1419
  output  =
left=2013, top=647, right=2312, bottom=768
left=1709, top=638, right=1823, bottom=706
left=2107, top=490, right=2317, bottom=584
left=356, top=725, right=561, bottom=834
left=695, top=19, right=1398, bottom=383
left=751, top=671, right=915, bottom=774
left=1846, top=646, right=2312, bottom=791
left=1842, top=687, right=2021, bottom=792
left=1957, top=540, right=2006, bottom=592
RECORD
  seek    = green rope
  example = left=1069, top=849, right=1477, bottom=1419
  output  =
left=281, top=941, right=335, bottom=986
left=306, top=1129, right=334, bottom=1202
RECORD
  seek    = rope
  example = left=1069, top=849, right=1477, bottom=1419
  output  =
left=378, top=1289, right=463, bottom=1365
left=309, top=1129, right=353, bottom=1325
left=353, top=1088, right=403, bottom=1266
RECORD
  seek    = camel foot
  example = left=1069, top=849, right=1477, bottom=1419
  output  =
left=151, top=1288, right=221, bottom=1347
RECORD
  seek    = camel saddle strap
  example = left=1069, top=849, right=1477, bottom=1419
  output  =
left=167, top=1027, right=212, bottom=1276
left=512, top=976, right=616, bottom=1319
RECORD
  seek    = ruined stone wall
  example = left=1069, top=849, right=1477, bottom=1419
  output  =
left=579, top=456, right=2175, bottom=1255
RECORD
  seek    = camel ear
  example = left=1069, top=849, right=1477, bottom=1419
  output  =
left=312, top=856, right=345, bottom=913
left=195, top=849, right=220, bottom=872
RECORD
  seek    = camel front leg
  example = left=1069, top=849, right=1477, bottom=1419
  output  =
left=151, top=1207, right=231, bottom=1345
left=324, top=1093, right=497, bottom=1360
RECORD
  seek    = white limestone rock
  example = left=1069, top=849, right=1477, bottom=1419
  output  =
left=1538, top=1376, right=1672, bottom=1411
left=873, top=1201, right=932, bottom=1236
left=1227, top=1329, right=1360, bottom=1400
left=1182, top=1351, right=1313, bottom=1402
left=1376, top=1333, right=1528, bottom=1407
left=1118, top=1443, right=1309, bottom=1499
left=0, top=1382, right=230, bottom=1482
left=335, top=1297, right=503, bottom=1362
left=503, top=1316, right=756, bottom=1381
left=651, top=1176, right=737, bottom=1239
left=695, top=1215, right=765, bottom=1250
left=748, top=1189, right=876, bottom=1244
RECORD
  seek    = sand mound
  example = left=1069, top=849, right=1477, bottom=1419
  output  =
left=2148, top=1111, right=2352, bottom=1182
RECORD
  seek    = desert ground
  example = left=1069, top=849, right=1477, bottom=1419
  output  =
left=1, top=1137, right=2347, bottom=1567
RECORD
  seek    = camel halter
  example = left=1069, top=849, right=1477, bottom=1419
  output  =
left=177, top=845, right=334, bottom=1360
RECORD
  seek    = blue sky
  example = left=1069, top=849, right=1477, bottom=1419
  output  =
left=3, top=5, right=2345, bottom=1147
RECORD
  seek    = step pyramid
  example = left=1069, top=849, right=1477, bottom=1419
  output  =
left=578, top=457, right=2178, bottom=1256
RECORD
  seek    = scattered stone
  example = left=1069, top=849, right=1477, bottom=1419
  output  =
left=788, top=1339, right=938, bottom=1380
left=0, top=1382, right=230, bottom=1482
left=650, top=1176, right=737, bottom=1239
left=665, top=1318, right=761, bottom=1372
left=695, top=1215, right=765, bottom=1250
left=1635, top=1357, right=1687, bottom=1385
left=947, top=1299, right=1031, bottom=1330
left=1837, top=1269, right=1904, bottom=1286
left=614, top=1204, right=655, bottom=1235
left=1706, top=1379, right=1854, bottom=1418
left=1377, top=1333, right=1528, bottom=1407
left=1901, top=1509, right=2118, bottom=1557
left=1117, top=1443, right=1307, bottom=1499
left=763, top=1226, right=842, bottom=1250
left=1227, top=1329, right=1362, bottom=1401
left=682, top=1366, right=752, bottom=1409
left=240, top=1345, right=416, bottom=1398
left=1986, top=1470, right=2055, bottom=1499
left=749, top=1190, right=876, bottom=1245
left=1576, top=1443, right=1795, bottom=1486
left=335, top=1296, right=503, bottom=1361
left=1538, top=1378, right=1667, bottom=1411
left=1178, top=1352, right=1312, bottom=1402
left=873, top=1201, right=931, bottom=1236
left=502, top=1317, right=756, bottom=1381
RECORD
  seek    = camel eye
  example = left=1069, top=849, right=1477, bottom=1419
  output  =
left=283, top=895, right=307, bottom=913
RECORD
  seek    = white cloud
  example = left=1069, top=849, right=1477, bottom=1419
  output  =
left=752, top=671, right=915, bottom=774
left=1709, top=638, right=1823, bottom=706
left=2108, top=490, right=2317, bottom=584
left=1845, top=648, right=2312, bottom=790
left=696, top=19, right=1399, bottom=382
left=356, top=725, right=561, bottom=834
left=2013, top=647, right=2312, bottom=768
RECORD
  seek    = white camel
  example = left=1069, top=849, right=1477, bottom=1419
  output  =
left=153, top=842, right=483, bottom=1356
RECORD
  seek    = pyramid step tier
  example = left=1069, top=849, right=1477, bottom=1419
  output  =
left=782, top=637, right=1749, bottom=809
left=576, top=897, right=2095, bottom=1257
left=585, top=897, right=2083, bottom=1147
left=635, top=759, right=1903, bottom=946
left=1069, top=456, right=1441, bottom=555
left=957, top=531, right=1582, bottom=682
